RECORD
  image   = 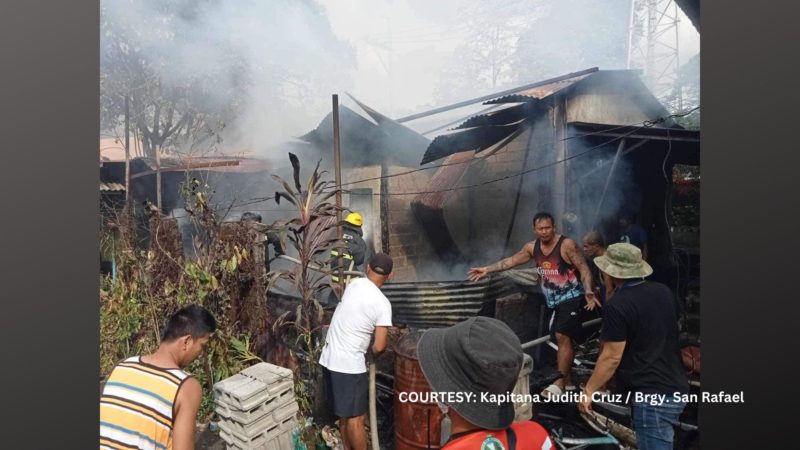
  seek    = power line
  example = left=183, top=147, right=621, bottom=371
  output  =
left=338, top=106, right=700, bottom=188
left=229, top=107, right=699, bottom=207
left=234, top=124, right=639, bottom=208
left=344, top=125, right=647, bottom=197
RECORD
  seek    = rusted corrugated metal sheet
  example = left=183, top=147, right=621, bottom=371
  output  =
left=100, top=182, right=126, bottom=192
left=383, top=277, right=518, bottom=328
left=133, top=157, right=270, bottom=179
left=411, top=151, right=475, bottom=261
left=485, top=73, right=594, bottom=104
left=453, top=103, right=531, bottom=130
left=298, top=103, right=428, bottom=168
left=420, top=119, right=525, bottom=165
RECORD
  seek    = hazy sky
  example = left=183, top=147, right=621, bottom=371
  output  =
left=322, top=0, right=700, bottom=120
left=101, top=0, right=700, bottom=152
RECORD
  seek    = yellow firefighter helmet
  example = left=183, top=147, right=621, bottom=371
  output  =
left=344, top=212, right=363, bottom=227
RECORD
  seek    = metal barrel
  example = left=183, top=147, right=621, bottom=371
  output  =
left=393, top=331, right=443, bottom=450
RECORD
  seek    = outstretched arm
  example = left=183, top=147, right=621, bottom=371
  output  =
left=467, top=242, right=534, bottom=282
left=562, top=239, right=600, bottom=310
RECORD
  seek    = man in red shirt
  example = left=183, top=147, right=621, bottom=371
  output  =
left=417, top=317, right=553, bottom=450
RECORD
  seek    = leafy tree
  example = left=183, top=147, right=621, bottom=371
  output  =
left=512, top=0, right=631, bottom=82
left=100, top=0, right=243, bottom=156
left=667, top=53, right=700, bottom=128
left=100, top=0, right=355, bottom=156
left=434, top=0, right=539, bottom=103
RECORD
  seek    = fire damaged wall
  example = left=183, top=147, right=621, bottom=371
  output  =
left=340, top=164, right=439, bottom=282
left=428, top=76, right=677, bottom=273
left=386, top=165, right=439, bottom=282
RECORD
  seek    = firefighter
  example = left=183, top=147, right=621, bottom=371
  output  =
left=330, top=212, right=367, bottom=287
left=240, top=212, right=284, bottom=273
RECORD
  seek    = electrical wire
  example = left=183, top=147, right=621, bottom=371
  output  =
left=219, top=106, right=700, bottom=208
left=336, top=106, right=700, bottom=188
left=238, top=124, right=644, bottom=208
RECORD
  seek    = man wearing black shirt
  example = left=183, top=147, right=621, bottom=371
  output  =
left=579, top=243, right=688, bottom=450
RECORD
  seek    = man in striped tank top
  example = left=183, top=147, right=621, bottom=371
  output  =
left=468, top=212, right=599, bottom=398
left=100, top=304, right=216, bottom=450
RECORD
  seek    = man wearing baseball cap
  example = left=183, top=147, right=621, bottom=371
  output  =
left=579, top=243, right=688, bottom=450
left=319, top=253, right=394, bottom=450
left=416, top=317, right=553, bottom=450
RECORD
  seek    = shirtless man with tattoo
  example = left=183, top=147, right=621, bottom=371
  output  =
left=468, top=212, right=600, bottom=396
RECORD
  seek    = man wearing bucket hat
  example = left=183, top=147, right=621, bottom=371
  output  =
left=417, top=317, right=553, bottom=450
left=578, top=243, right=688, bottom=450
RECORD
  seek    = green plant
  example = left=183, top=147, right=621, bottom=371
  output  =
left=267, top=153, right=344, bottom=443
left=100, top=178, right=275, bottom=422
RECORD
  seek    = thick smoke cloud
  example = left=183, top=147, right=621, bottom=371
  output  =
left=102, top=0, right=356, bottom=155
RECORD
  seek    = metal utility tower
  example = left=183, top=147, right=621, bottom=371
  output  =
left=627, top=0, right=682, bottom=111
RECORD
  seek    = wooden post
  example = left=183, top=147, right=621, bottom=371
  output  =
left=504, top=124, right=535, bottom=252
left=332, top=95, right=344, bottom=290
left=380, top=163, right=390, bottom=254
left=155, top=144, right=162, bottom=213
left=553, top=96, right=568, bottom=229
left=591, top=139, right=627, bottom=230
left=124, top=95, right=131, bottom=206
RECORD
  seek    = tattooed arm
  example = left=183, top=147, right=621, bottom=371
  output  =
left=562, top=238, right=601, bottom=310
left=467, top=242, right=534, bottom=282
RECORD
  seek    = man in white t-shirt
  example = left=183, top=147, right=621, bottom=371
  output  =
left=319, top=252, right=393, bottom=450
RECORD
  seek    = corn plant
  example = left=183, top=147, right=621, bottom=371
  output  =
left=267, top=153, right=345, bottom=421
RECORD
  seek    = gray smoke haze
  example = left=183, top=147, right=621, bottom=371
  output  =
left=103, top=0, right=697, bottom=278
left=102, top=0, right=698, bottom=154
left=102, top=0, right=356, bottom=155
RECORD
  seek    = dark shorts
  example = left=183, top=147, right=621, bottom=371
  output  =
left=550, top=297, right=584, bottom=339
left=322, top=367, right=368, bottom=418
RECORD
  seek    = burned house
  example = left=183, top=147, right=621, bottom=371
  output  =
left=296, top=68, right=699, bottom=293
left=291, top=100, right=436, bottom=281
left=99, top=137, right=273, bottom=274
left=415, top=68, right=699, bottom=288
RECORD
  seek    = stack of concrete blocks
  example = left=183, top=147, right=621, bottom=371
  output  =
left=513, top=354, right=534, bottom=422
left=213, top=362, right=299, bottom=450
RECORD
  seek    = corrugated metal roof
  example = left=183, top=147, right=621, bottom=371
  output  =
left=299, top=101, right=429, bottom=168
left=133, top=156, right=270, bottom=179
left=100, top=137, right=145, bottom=161
left=485, top=73, right=594, bottom=104
left=382, top=277, right=519, bottom=328
left=395, top=67, right=599, bottom=123
left=100, top=182, right=126, bottom=192
left=454, top=103, right=532, bottom=130
left=419, top=70, right=674, bottom=165
left=420, top=118, right=525, bottom=165
left=569, top=121, right=699, bottom=142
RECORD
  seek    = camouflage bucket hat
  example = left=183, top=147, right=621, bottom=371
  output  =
left=593, top=242, right=653, bottom=279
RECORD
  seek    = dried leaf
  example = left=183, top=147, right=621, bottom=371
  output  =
left=317, top=190, right=338, bottom=205
left=295, top=304, right=303, bottom=329
left=313, top=300, right=324, bottom=324
left=275, top=192, right=297, bottom=206
left=289, top=153, right=302, bottom=192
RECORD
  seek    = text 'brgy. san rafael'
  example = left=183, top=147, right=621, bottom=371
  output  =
left=397, top=390, right=745, bottom=406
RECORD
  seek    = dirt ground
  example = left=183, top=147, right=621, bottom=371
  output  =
left=195, top=423, right=225, bottom=450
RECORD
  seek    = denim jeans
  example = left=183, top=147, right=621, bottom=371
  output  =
left=632, top=397, right=686, bottom=450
